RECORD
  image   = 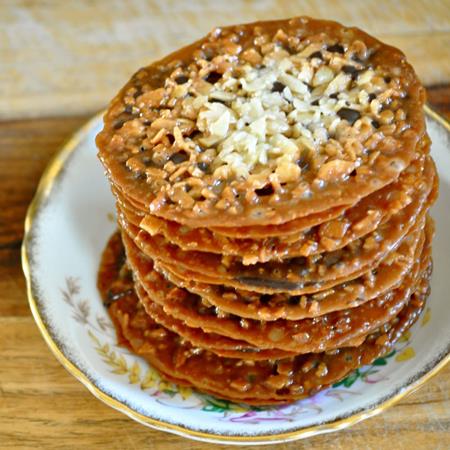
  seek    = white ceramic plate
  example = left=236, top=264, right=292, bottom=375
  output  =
left=23, top=107, right=450, bottom=445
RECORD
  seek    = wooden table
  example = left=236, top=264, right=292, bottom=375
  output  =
left=1, top=1, right=449, bottom=448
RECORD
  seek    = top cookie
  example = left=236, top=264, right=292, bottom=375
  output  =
left=97, top=16, right=426, bottom=227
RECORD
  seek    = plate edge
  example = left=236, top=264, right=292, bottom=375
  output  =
left=21, top=106, right=450, bottom=445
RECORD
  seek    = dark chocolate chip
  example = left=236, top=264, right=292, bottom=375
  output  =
left=271, top=81, right=286, bottom=93
left=133, top=172, right=146, bottom=180
left=189, top=129, right=201, bottom=139
left=351, top=54, right=366, bottom=63
left=197, top=162, right=210, bottom=172
left=309, top=51, right=323, bottom=60
left=260, top=294, right=272, bottom=305
left=237, top=276, right=301, bottom=291
left=210, top=98, right=226, bottom=104
left=368, top=93, right=376, bottom=102
left=112, top=111, right=135, bottom=130
left=292, top=258, right=308, bottom=274
left=204, top=71, right=222, bottom=84
left=255, top=184, right=274, bottom=196
left=323, top=251, right=341, bottom=267
left=169, top=151, right=189, bottom=164
left=103, top=289, right=134, bottom=307
left=133, top=87, right=143, bottom=98
left=297, top=155, right=310, bottom=171
left=175, top=75, right=189, bottom=84
left=327, top=43, right=345, bottom=54
left=372, top=120, right=380, bottom=129
left=342, top=65, right=358, bottom=74
left=349, top=169, right=357, bottom=177
left=337, top=107, right=361, bottom=125
left=167, top=134, right=175, bottom=144
left=202, top=47, right=215, bottom=61
left=142, top=155, right=152, bottom=165
left=342, top=65, right=362, bottom=80
left=113, top=120, right=125, bottom=130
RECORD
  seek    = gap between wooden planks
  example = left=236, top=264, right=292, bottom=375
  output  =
left=0, top=0, right=449, bottom=120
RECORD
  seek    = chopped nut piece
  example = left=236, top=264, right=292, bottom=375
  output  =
left=317, top=160, right=355, bottom=182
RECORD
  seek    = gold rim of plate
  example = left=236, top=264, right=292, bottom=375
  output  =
left=22, top=105, right=450, bottom=444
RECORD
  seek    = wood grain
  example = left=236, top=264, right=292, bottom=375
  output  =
left=0, top=91, right=449, bottom=448
left=0, top=0, right=449, bottom=120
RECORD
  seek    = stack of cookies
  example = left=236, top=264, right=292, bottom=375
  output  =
left=96, top=17, right=437, bottom=405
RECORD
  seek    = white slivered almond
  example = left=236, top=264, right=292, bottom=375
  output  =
left=312, top=66, right=334, bottom=86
